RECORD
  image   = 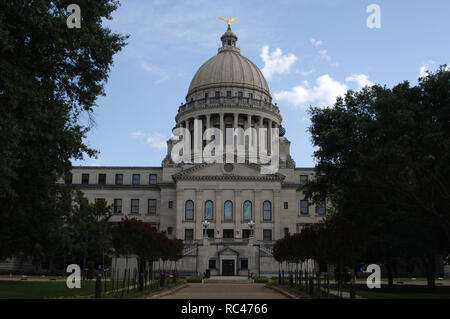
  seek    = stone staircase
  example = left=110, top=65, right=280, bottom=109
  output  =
left=203, top=276, right=254, bottom=284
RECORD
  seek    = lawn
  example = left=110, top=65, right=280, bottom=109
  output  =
left=0, top=280, right=97, bottom=299
left=354, top=283, right=450, bottom=299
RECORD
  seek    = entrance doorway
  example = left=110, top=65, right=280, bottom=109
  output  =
left=222, top=259, right=235, bottom=276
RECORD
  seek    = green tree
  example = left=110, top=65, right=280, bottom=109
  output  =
left=0, top=0, right=127, bottom=259
left=305, top=67, right=450, bottom=288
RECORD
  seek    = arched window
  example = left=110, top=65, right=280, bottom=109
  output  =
left=243, top=201, right=252, bottom=221
left=185, top=200, right=194, bottom=220
left=205, top=200, right=214, bottom=220
left=263, top=201, right=272, bottom=221
left=224, top=201, right=233, bottom=221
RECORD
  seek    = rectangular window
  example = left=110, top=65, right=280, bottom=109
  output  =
left=81, top=174, right=89, bottom=185
left=167, top=227, right=173, bottom=235
left=114, top=199, right=122, bottom=214
left=223, top=229, right=234, bottom=239
left=215, top=91, right=220, bottom=98
left=131, top=199, right=139, bottom=214
left=300, top=175, right=308, bottom=186
left=249, top=93, right=253, bottom=99
left=115, top=174, right=123, bottom=185
left=300, top=200, right=309, bottom=215
left=284, top=202, right=288, bottom=209
left=185, top=229, right=194, bottom=241
left=209, top=259, right=216, bottom=269
left=240, top=259, right=248, bottom=270
left=168, top=200, right=173, bottom=208
left=284, top=228, right=289, bottom=237
left=316, top=200, right=326, bottom=215
left=206, top=229, right=214, bottom=239
left=95, top=198, right=105, bottom=204
left=238, top=91, right=243, bottom=98
left=64, top=172, right=72, bottom=184
left=98, top=173, right=106, bottom=185
left=132, top=174, right=140, bottom=185
left=242, top=229, right=251, bottom=239
left=148, top=199, right=156, bottom=215
left=263, top=229, right=272, bottom=241
left=149, top=174, right=157, bottom=185
left=205, top=92, right=209, bottom=99
left=226, top=90, right=232, bottom=97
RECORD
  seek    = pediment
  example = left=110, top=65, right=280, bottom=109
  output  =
left=217, top=247, right=240, bottom=256
left=172, top=162, right=285, bottom=181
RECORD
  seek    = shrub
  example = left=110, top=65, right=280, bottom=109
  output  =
left=253, top=276, right=269, bottom=283
left=186, top=275, right=203, bottom=283
left=271, top=276, right=278, bottom=280
left=177, top=279, right=187, bottom=284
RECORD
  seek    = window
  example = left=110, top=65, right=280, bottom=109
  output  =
left=98, top=173, right=106, bottom=185
left=64, top=173, right=72, bottom=184
left=263, top=229, right=272, bottom=240
left=209, top=259, right=216, bottom=269
left=249, top=93, right=253, bottom=99
left=223, top=229, right=234, bottom=238
left=113, top=199, right=122, bottom=214
left=284, top=202, right=288, bottom=209
left=168, top=200, right=173, bottom=209
left=263, top=229, right=272, bottom=241
left=243, top=201, right=252, bottom=221
left=224, top=201, right=233, bottom=221
left=226, top=90, right=232, bottom=97
left=300, top=200, right=309, bottom=215
left=240, top=259, right=248, bottom=270
left=206, top=229, right=214, bottom=239
left=132, top=174, right=140, bottom=185
left=148, top=199, right=156, bottom=215
left=215, top=91, right=220, bottom=98
left=185, top=200, right=194, bottom=220
left=149, top=174, right=157, bottom=185
left=131, top=199, right=139, bottom=214
left=167, top=227, right=173, bottom=235
left=204, top=200, right=214, bottom=220
left=185, top=229, right=194, bottom=241
left=316, top=200, right=326, bottom=215
left=242, top=229, right=251, bottom=239
left=205, top=92, right=209, bottom=99
left=81, top=174, right=89, bottom=185
left=300, top=175, right=308, bottom=186
left=238, top=91, right=243, bottom=98
left=115, top=174, right=123, bottom=185
left=284, top=228, right=289, bottom=237
left=263, top=201, right=272, bottom=221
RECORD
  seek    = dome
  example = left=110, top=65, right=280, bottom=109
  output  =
left=186, top=27, right=270, bottom=100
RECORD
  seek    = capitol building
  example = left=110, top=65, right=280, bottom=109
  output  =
left=68, top=24, right=326, bottom=276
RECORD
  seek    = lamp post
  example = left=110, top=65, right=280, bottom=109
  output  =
left=248, top=220, right=255, bottom=238
left=202, top=220, right=210, bottom=238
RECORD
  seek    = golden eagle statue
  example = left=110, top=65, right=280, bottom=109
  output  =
left=219, top=17, right=238, bottom=27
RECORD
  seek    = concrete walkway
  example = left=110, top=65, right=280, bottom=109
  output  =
left=158, top=283, right=288, bottom=299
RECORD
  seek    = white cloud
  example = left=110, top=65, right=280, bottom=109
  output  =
left=310, top=38, right=323, bottom=47
left=418, top=60, right=450, bottom=78
left=260, top=45, right=297, bottom=79
left=141, top=62, right=170, bottom=84
left=296, top=68, right=315, bottom=76
left=132, top=131, right=167, bottom=150
left=345, top=74, right=374, bottom=88
left=274, top=73, right=373, bottom=109
left=274, top=74, right=348, bottom=108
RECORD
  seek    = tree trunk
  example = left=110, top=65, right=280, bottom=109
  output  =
left=421, top=255, right=435, bottom=289
left=386, top=259, right=394, bottom=289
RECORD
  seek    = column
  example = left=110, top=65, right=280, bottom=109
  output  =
left=268, top=119, right=272, bottom=155
left=254, top=190, right=262, bottom=241
left=215, top=190, right=223, bottom=239
left=273, top=189, right=281, bottom=240
left=195, top=190, right=203, bottom=240
left=234, top=190, right=242, bottom=238
left=184, top=118, right=190, bottom=162
left=176, top=190, right=184, bottom=239
left=219, top=113, right=225, bottom=159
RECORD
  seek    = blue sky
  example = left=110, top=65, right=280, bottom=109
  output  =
left=72, top=0, right=450, bottom=168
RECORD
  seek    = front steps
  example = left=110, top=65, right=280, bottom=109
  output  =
left=203, top=276, right=254, bottom=283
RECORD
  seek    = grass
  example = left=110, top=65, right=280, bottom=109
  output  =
left=0, top=280, right=97, bottom=299
left=354, top=283, right=450, bottom=299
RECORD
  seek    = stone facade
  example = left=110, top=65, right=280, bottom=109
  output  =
left=66, top=25, right=326, bottom=277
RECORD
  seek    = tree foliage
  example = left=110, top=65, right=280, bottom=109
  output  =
left=0, top=0, right=127, bottom=259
